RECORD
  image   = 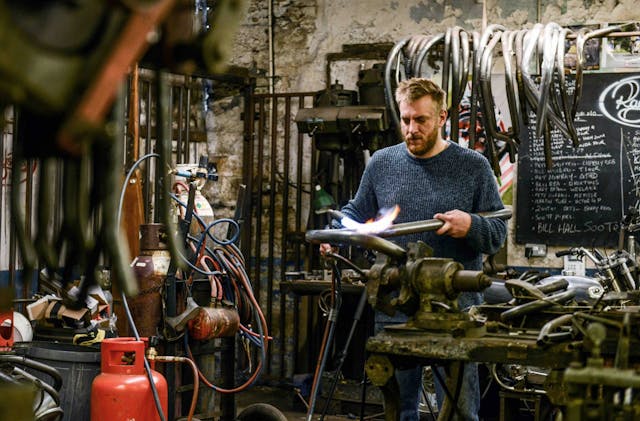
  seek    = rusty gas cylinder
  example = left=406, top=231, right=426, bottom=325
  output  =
left=116, top=224, right=171, bottom=338
left=187, top=301, right=240, bottom=340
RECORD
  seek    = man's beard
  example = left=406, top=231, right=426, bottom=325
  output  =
left=405, top=129, right=438, bottom=157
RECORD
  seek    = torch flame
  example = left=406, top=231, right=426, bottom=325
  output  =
left=341, top=205, right=400, bottom=234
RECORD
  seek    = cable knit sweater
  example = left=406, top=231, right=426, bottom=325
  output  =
left=340, top=141, right=507, bottom=271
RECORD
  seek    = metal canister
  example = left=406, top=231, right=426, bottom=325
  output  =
left=187, top=301, right=240, bottom=340
left=115, top=224, right=170, bottom=338
left=91, top=338, right=167, bottom=421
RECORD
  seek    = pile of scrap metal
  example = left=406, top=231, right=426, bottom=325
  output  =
left=481, top=272, right=640, bottom=421
left=0, top=352, right=64, bottom=421
left=384, top=22, right=640, bottom=175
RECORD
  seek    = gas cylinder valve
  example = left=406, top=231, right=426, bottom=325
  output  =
left=146, top=336, right=159, bottom=361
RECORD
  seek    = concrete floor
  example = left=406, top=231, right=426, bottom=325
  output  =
left=236, top=384, right=388, bottom=421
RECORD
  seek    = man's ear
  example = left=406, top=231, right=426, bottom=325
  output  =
left=439, top=109, right=448, bottom=127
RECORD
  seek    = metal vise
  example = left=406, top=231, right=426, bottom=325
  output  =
left=366, top=241, right=491, bottom=335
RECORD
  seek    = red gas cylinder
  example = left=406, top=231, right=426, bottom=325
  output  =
left=91, top=338, right=168, bottom=421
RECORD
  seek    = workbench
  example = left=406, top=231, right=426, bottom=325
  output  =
left=364, top=307, right=640, bottom=421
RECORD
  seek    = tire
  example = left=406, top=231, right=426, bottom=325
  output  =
left=237, top=403, right=288, bottom=421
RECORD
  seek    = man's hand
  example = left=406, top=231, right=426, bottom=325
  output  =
left=433, top=209, right=471, bottom=238
left=319, top=243, right=335, bottom=256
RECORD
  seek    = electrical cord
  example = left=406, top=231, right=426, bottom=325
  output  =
left=116, top=152, right=166, bottom=421
left=116, top=153, right=159, bottom=227
left=170, top=193, right=240, bottom=245
left=325, top=251, right=367, bottom=277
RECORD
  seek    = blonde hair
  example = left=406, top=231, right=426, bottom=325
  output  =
left=395, top=78, right=446, bottom=112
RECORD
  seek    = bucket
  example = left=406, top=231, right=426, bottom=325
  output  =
left=15, top=341, right=101, bottom=421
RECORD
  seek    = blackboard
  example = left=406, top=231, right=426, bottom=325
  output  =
left=516, top=72, right=640, bottom=247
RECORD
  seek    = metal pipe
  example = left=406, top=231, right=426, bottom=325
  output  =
left=155, top=355, right=199, bottom=421
left=500, top=289, right=576, bottom=321
left=537, top=278, right=569, bottom=294
left=11, top=366, right=60, bottom=406
left=537, top=313, right=573, bottom=346
left=268, top=0, right=275, bottom=94
left=240, top=81, right=255, bottom=261
left=185, top=78, right=191, bottom=160
left=176, top=85, right=184, bottom=164
left=251, top=96, right=265, bottom=353
left=266, top=93, right=278, bottom=376
left=0, top=355, right=63, bottom=391
left=305, top=229, right=406, bottom=259
left=144, top=78, right=153, bottom=223
left=308, top=208, right=510, bottom=256
left=368, top=207, right=511, bottom=238
left=280, top=95, right=291, bottom=379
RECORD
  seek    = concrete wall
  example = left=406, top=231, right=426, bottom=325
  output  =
left=207, top=0, right=640, bottom=270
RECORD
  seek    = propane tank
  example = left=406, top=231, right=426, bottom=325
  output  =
left=187, top=300, right=240, bottom=340
left=116, top=224, right=171, bottom=338
left=91, top=338, right=167, bottom=421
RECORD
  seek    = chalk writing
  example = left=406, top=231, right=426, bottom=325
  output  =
left=517, top=73, right=640, bottom=247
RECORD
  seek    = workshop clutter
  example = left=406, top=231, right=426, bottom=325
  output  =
left=25, top=283, right=115, bottom=342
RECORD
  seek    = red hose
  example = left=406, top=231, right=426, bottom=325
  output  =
left=155, top=355, right=199, bottom=421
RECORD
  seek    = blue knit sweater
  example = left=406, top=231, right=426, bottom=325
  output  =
left=340, top=141, right=507, bottom=271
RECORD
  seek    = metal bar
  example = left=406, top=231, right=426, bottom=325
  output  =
left=23, top=157, right=35, bottom=301
left=240, top=81, right=255, bottom=257
left=176, top=85, right=184, bottom=164
left=294, top=94, right=306, bottom=375
left=267, top=95, right=278, bottom=376
left=184, top=79, right=192, bottom=162
left=324, top=207, right=512, bottom=238
left=143, top=79, right=153, bottom=223
left=306, top=208, right=512, bottom=259
left=157, top=71, right=177, bottom=420
left=253, top=91, right=327, bottom=99
left=280, top=95, right=291, bottom=378
left=305, top=229, right=406, bottom=259
left=307, top=103, right=319, bottom=375
left=295, top=96, right=305, bottom=270
left=0, top=109, right=4, bottom=287
left=220, top=338, right=236, bottom=420
left=252, top=96, right=265, bottom=319
left=566, top=30, right=640, bottom=39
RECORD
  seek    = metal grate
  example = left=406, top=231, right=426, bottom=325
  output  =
left=243, top=91, right=325, bottom=380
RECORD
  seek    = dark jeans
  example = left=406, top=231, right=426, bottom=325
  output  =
left=374, top=292, right=482, bottom=421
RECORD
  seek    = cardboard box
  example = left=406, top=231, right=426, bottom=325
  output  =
left=44, top=299, right=90, bottom=327
left=26, top=296, right=51, bottom=321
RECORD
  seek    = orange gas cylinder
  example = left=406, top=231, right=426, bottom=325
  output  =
left=91, top=338, right=167, bottom=421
